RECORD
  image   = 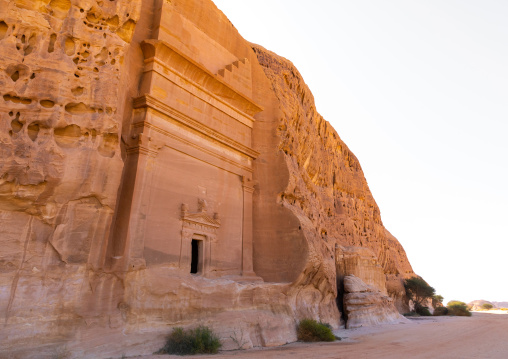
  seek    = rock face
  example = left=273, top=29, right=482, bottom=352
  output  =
left=492, top=301, right=508, bottom=308
left=336, top=245, right=389, bottom=295
left=343, top=275, right=407, bottom=329
left=251, top=44, right=414, bottom=311
left=468, top=300, right=496, bottom=311
left=0, top=0, right=415, bottom=357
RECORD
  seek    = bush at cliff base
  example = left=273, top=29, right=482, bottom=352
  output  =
left=433, top=306, right=449, bottom=316
left=415, top=305, right=432, bottom=316
left=447, top=301, right=472, bottom=317
left=161, top=326, right=222, bottom=355
left=404, top=276, right=435, bottom=309
left=297, top=319, right=336, bottom=342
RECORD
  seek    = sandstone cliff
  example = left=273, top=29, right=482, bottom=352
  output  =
left=343, top=275, right=407, bottom=328
left=0, top=0, right=415, bottom=357
left=0, top=1, right=145, bottom=357
left=251, top=44, right=414, bottom=307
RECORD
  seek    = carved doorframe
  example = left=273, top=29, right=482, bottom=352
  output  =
left=180, top=201, right=220, bottom=276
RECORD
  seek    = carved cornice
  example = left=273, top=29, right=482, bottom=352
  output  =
left=136, top=121, right=253, bottom=174
left=133, top=94, right=259, bottom=160
left=182, top=213, right=221, bottom=229
left=140, top=39, right=263, bottom=117
left=181, top=202, right=221, bottom=234
left=146, top=57, right=255, bottom=129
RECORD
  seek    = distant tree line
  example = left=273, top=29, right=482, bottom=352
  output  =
left=404, top=276, right=471, bottom=317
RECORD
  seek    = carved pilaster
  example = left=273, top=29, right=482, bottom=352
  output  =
left=125, top=132, right=162, bottom=158
left=241, top=176, right=257, bottom=278
left=109, top=118, right=162, bottom=271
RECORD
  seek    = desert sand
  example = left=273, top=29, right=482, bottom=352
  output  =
left=134, top=312, right=508, bottom=359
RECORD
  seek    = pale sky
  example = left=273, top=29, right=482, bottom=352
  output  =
left=213, top=0, right=508, bottom=304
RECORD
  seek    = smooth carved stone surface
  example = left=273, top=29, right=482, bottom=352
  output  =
left=343, top=275, right=408, bottom=329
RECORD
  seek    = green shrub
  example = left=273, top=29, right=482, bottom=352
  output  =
left=432, top=294, right=444, bottom=305
left=447, top=301, right=472, bottom=317
left=482, top=303, right=493, bottom=310
left=433, top=306, right=449, bottom=316
left=404, top=276, right=435, bottom=309
left=161, top=326, right=222, bottom=355
left=297, top=319, right=335, bottom=342
left=403, top=312, right=419, bottom=317
left=447, top=300, right=466, bottom=307
left=415, top=306, right=432, bottom=316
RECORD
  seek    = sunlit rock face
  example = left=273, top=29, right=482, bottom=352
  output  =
left=342, top=275, right=408, bottom=329
left=251, top=44, right=414, bottom=310
left=468, top=300, right=495, bottom=311
left=0, top=0, right=143, bottom=357
left=0, top=0, right=414, bottom=357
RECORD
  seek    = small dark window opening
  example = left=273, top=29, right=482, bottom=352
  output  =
left=191, top=239, right=199, bottom=274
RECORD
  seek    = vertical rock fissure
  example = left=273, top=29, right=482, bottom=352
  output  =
left=336, top=275, right=348, bottom=326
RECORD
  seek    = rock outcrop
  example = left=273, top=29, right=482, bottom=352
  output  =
left=343, top=275, right=407, bottom=329
left=468, top=300, right=496, bottom=311
left=0, top=0, right=415, bottom=357
left=251, top=44, right=414, bottom=311
left=336, top=245, right=388, bottom=294
left=492, top=301, right=508, bottom=308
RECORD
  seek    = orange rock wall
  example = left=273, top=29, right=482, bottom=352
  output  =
left=0, top=0, right=415, bottom=357
left=0, top=0, right=145, bottom=356
left=251, top=45, right=414, bottom=303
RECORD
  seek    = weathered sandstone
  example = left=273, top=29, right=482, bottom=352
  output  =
left=0, top=0, right=415, bottom=357
left=336, top=245, right=388, bottom=294
left=343, top=275, right=407, bottom=329
left=251, top=44, right=414, bottom=310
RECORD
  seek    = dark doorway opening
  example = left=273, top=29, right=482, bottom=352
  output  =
left=336, top=275, right=347, bottom=325
left=191, top=239, right=199, bottom=274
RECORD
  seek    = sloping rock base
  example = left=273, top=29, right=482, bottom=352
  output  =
left=344, top=275, right=408, bottom=329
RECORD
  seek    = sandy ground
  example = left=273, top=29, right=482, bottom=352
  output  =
left=472, top=310, right=508, bottom=315
left=134, top=312, right=508, bottom=359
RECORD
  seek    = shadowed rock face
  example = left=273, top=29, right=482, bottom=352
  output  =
left=0, top=0, right=414, bottom=357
